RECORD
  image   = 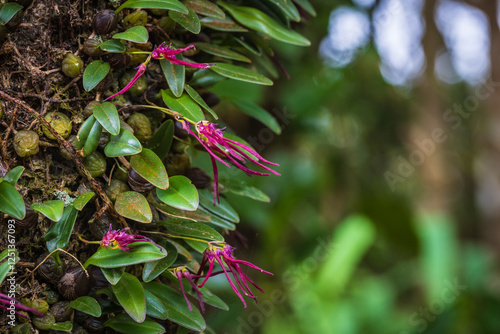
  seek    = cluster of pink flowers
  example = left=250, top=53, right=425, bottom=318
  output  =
left=101, top=225, right=157, bottom=251
left=178, top=244, right=273, bottom=311
left=105, top=43, right=212, bottom=101
left=183, top=120, right=280, bottom=203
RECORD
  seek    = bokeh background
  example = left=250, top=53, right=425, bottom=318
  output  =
left=200, top=0, right=500, bottom=333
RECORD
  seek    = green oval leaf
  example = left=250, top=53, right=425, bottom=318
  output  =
left=112, top=272, right=146, bottom=323
left=70, top=296, right=102, bottom=318
left=199, top=189, right=239, bottom=223
left=232, top=99, right=281, bottom=134
left=218, top=2, right=311, bottom=46
left=130, top=149, right=169, bottom=190
left=84, top=242, right=167, bottom=268
left=293, top=0, right=316, bottom=16
left=0, top=250, right=18, bottom=285
left=105, top=129, right=142, bottom=157
left=31, top=200, right=64, bottom=222
left=99, top=40, right=126, bottom=53
left=83, top=60, right=111, bottom=92
left=105, top=314, right=165, bottom=334
left=83, top=119, right=103, bottom=157
left=226, top=181, right=270, bottom=202
left=3, top=166, right=24, bottom=185
left=44, top=205, right=78, bottom=252
left=160, top=57, right=185, bottom=98
left=50, top=322, right=72, bottom=332
left=73, top=192, right=95, bottom=211
left=0, top=3, right=23, bottom=25
left=0, top=182, right=25, bottom=219
left=75, top=115, right=96, bottom=150
left=185, top=0, right=225, bottom=19
left=148, top=193, right=211, bottom=222
left=195, top=42, right=250, bottom=63
left=266, top=0, right=300, bottom=21
left=93, top=102, right=120, bottom=135
left=156, top=176, right=198, bottom=211
left=144, top=283, right=206, bottom=331
left=115, top=192, right=152, bottom=223
left=101, top=267, right=125, bottom=285
left=147, top=120, right=174, bottom=161
left=161, top=89, right=204, bottom=122
left=145, top=290, right=169, bottom=320
left=189, top=68, right=225, bottom=86
left=169, top=7, right=201, bottom=34
left=184, top=85, right=218, bottom=120
left=158, top=219, right=223, bottom=241
left=116, top=0, right=188, bottom=14
left=211, top=63, right=273, bottom=85
left=142, top=241, right=178, bottom=282
left=200, top=16, right=247, bottom=32
left=112, top=26, right=149, bottom=43
left=192, top=286, right=228, bottom=310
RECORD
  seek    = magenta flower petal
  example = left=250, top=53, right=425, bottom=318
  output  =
left=105, top=63, right=147, bottom=101
left=151, top=43, right=212, bottom=69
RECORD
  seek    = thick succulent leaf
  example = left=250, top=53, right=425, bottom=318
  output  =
left=200, top=16, right=247, bottom=32
left=130, top=149, right=169, bottom=190
left=44, top=204, right=78, bottom=252
left=155, top=176, right=198, bottom=211
left=83, top=60, right=110, bottom=92
left=195, top=42, right=251, bottom=63
left=3, top=166, right=24, bottom=185
left=105, top=129, right=142, bottom=157
left=105, top=314, right=165, bottom=334
left=115, top=191, right=152, bottom=223
left=93, top=102, right=120, bottom=136
left=112, top=26, right=149, bottom=43
left=169, top=7, right=201, bottom=34
left=184, top=85, right=218, bottom=119
left=0, top=3, right=23, bottom=25
left=70, top=296, right=102, bottom=318
left=232, top=99, right=281, bottom=134
left=143, top=241, right=178, bottom=282
left=147, top=120, right=174, bottom=161
left=112, top=272, right=146, bottom=323
left=160, top=57, right=185, bottom=98
left=116, top=0, right=188, bottom=14
left=31, top=200, right=65, bottom=222
left=157, top=219, right=224, bottom=241
left=143, top=282, right=206, bottom=332
left=218, top=2, right=310, bottom=46
left=161, top=89, right=204, bottom=122
left=185, top=0, right=225, bottom=19
left=211, top=63, right=273, bottom=85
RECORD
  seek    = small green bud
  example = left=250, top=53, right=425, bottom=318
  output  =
left=30, top=299, right=50, bottom=314
left=13, top=130, right=39, bottom=157
left=105, top=179, right=130, bottom=202
left=83, top=38, right=103, bottom=57
left=83, top=101, right=100, bottom=118
left=32, top=312, right=55, bottom=330
left=123, top=10, right=148, bottom=28
left=127, top=113, right=152, bottom=142
left=83, top=151, right=107, bottom=177
left=42, top=112, right=72, bottom=140
left=62, top=53, right=84, bottom=78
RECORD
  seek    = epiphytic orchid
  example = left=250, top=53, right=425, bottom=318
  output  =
left=151, top=43, right=212, bottom=69
left=101, top=225, right=158, bottom=251
left=106, top=43, right=212, bottom=100
left=182, top=120, right=280, bottom=204
left=175, top=268, right=206, bottom=313
left=195, top=244, right=273, bottom=308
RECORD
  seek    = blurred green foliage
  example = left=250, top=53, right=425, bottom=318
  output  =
left=202, top=0, right=500, bottom=333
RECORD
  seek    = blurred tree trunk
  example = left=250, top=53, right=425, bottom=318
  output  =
left=413, top=0, right=451, bottom=213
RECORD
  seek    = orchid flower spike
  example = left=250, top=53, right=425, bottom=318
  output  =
left=105, top=62, right=147, bottom=101
left=152, top=42, right=213, bottom=69
left=182, top=120, right=280, bottom=204
left=195, top=244, right=273, bottom=308
left=101, top=225, right=161, bottom=251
